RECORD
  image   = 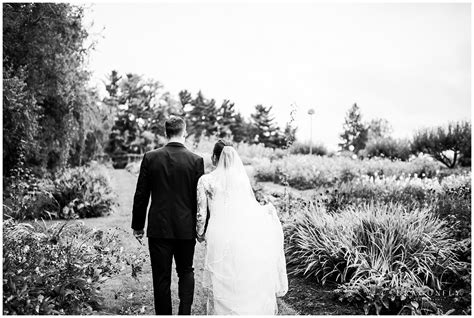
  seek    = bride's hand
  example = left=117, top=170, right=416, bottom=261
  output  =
left=197, top=235, right=205, bottom=243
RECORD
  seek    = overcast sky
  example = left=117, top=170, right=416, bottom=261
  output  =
left=87, top=2, right=470, bottom=150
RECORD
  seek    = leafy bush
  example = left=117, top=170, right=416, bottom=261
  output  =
left=254, top=155, right=442, bottom=190
left=3, top=66, right=39, bottom=177
left=316, top=175, right=443, bottom=213
left=2, top=220, right=139, bottom=314
left=360, top=137, right=411, bottom=161
left=336, top=275, right=439, bottom=315
left=284, top=202, right=464, bottom=314
left=433, top=175, right=471, bottom=241
left=289, top=142, right=328, bottom=156
left=3, top=169, right=58, bottom=220
left=52, top=164, right=116, bottom=219
left=3, top=164, right=116, bottom=221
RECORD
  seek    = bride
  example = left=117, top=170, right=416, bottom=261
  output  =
left=196, top=140, right=288, bottom=315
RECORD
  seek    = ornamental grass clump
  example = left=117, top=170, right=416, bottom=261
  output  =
left=284, top=202, right=464, bottom=314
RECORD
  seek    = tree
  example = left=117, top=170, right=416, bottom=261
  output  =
left=216, top=100, right=237, bottom=139
left=250, top=105, right=282, bottom=148
left=231, top=112, right=254, bottom=143
left=3, top=3, right=96, bottom=172
left=367, top=118, right=392, bottom=140
left=281, top=123, right=298, bottom=149
left=412, top=121, right=471, bottom=168
left=3, top=66, right=39, bottom=177
left=184, top=91, right=219, bottom=142
left=339, top=103, right=368, bottom=153
left=104, top=72, right=181, bottom=155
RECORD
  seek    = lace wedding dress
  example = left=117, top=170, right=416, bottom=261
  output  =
left=196, top=146, right=288, bottom=315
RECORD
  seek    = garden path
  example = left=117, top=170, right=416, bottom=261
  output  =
left=81, top=168, right=296, bottom=315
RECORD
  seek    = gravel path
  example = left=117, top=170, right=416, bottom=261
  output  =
left=86, top=169, right=296, bottom=315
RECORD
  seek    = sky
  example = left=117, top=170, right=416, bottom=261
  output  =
left=86, top=2, right=471, bottom=150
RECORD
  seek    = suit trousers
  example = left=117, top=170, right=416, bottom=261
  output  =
left=148, top=237, right=196, bottom=315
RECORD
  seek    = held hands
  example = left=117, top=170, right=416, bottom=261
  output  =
left=133, top=229, right=144, bottom=245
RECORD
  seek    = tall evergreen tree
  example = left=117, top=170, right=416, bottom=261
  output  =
left=185, top=91, right=219, bottom=142
left=217, top=99, right=237, bottom=139
left=250, top=105, right=281, bottom=148
left=339, top=103, right=368, bottom=153
left=231, top=112, right=253, bottom=143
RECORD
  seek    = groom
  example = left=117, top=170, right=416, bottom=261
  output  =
left=131, top=117, right=205, bottom=315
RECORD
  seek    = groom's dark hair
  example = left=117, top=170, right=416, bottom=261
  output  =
left=165, top=117, right=186, bottom=138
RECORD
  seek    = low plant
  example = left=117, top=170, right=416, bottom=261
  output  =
left=284, top=202, right=465, bottom=314
left=3, top=164, right=116, bottom=221
left=254, top=155, right=442, bottom=190
left=52, top=164, right=116, bottom=219
left=2, top=220, right=140, bottom=315
left=289, top=141, right=328, bottom=156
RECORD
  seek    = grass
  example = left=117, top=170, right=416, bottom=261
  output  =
left=257, top=177, right=470, bottom=315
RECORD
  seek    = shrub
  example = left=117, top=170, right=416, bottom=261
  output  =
left=284, top=202, right=464, bottom=314
left=289, top=142, right=328, bottom=156
left=317, top=175, right=442, bottom=213
left=434, top=175, right=471, bottom=241
left=3, top=66, right=39, bottom=177
left=3, top=164, right=116, bottom=221
left=3, top=169, right=58, bottom=220
left=336, top=274, right=440, bottom=315
left=52, top=164, right=116, bottom=219
left=360, top=137, right=411, bottom=161
left=254, top=155, right=442, bottom=190
left=2, top=220, right=142, bottom=314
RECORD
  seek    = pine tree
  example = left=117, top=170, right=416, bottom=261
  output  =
left=217, top=99, right=237, bottom=139
left=339, top=103, right=368, bottom=153
left=186, top=91, right=219, bottom=142
left=231, top=112, right=253, bottom=143
left=250, top=105, right=280, bottom=147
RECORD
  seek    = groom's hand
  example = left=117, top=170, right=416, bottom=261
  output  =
left=196, top=235, right=205, bottom=243
left=133, top=229, right=144, bottom=245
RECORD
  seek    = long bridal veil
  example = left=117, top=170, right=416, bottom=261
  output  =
left=203, top=146, right=288, bottom=315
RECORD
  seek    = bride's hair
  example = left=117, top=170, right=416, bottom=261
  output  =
left=213, top=140, right=233, bottom=163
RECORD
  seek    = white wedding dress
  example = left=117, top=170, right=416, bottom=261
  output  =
left=196, top=146, right=288, bottom=315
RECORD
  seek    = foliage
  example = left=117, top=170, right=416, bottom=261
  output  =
left=3, top=66, right=39, bottom=177
left=3, top=164, right=116, bottom=221
left=2, top=220, right=138, bottom=314
left=52, top=164, right=117, bottom=219
left=317, top=175, right=444, bottom=213
left=289, top=141, right=328, bottom=156
left=284, top=202, right=464, bottom=314
left=360, top=137, right=411, bottom=161
left=3, top=3, right=98, bottom=172
left=339, top=103, right=368, bottom=153
left=412, top=121, right=471, bottom=168
left=3, top=170, right=58, bottom=221
left=181, top=90, right=219, bottom=143
left=432, top=175, right=471, bottom=241
left=104, top=72, right=182, bottom=156
left=250, top=104, right=287, bottom=148
left=254, top=155, right=441, bottom=190
left=336, top=275, right=440, bottom=315
left=366, top=118, right=392, bottom=140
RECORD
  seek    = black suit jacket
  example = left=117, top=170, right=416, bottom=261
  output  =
left=131, top=142, right=205, bottom=239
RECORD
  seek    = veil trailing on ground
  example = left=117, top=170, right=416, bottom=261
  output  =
left=203, top=146, right=288, bottom=315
